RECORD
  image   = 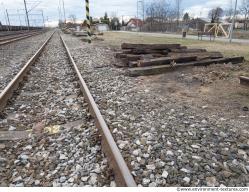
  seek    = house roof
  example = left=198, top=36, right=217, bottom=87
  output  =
left=127, top=18, right=143, bottom=27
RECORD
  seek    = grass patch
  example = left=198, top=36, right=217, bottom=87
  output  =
left=102, top=32, right=249, bottom=60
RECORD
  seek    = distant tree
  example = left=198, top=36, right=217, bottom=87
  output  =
left=183, top=12, right=190, bottom=23
left=100, top=12, right=110, bottom=25
left=110, top=17, right=120, bottom=30
left=104, top=12, right=108, bottom=20
left=240, top=0, right=249, bottom=30
left=224, top=0, right=233, bottom=22
left=208, top=7, right=224, bottom=23
left=146, top=0, right=174, bottom=31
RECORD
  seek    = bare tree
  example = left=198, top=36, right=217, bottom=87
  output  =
left=240, top=0, right=249, bottom=30
left=145, top=0, right=175, bottom=31
left=208, top=7, right=224, bottom=23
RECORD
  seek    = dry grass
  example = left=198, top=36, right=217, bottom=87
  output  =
left=102, top=31, right=249, bottom=60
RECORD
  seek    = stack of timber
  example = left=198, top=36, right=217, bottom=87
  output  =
left=240, top=76, right=249, bottom=87
left=72, top=30, right=88, bottom=37
left=114, top=43, right=244, bottom=77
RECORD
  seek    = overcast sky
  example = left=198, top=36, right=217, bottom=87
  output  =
left=0, top=0, right=240, bottom=27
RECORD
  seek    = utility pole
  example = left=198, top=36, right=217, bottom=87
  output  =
left=6, top=9, right=11, bottom=31
left=62, top=0, right=66, bottom=23
left=58, top=7, right=61, bottom=22
left=17, top=10, right=22, bottom=26
left=137, top=0, right=144, bottom=31
left=17, top=9, right=23, bottom=30
left=58, top=0, right=63, bottom=21
left=142, top=0, right=144, bottom=22
left=1, top=2, right=8, bottom=26
left=176, top=0, right=182, bottom=28
left=138, top=0, right=144, bottom=22
left=137, top=0, right=139, bottom=31
left=41, top=10, right=45, bottom=28
left=230, top=0, right=238, bottom=43
left=24, top=0, right=30, bottom=30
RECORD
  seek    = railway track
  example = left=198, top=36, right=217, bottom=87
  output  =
left=0, top=31, right=33, bottom=37
left=0, top=31, right=136, bottom=187
left=0, top=31, right=43, bottom=46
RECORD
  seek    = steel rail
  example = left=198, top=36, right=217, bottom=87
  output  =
left=0, top=32, right=43, bottom=46
left=0, top=31, right=55, bottom=111
left=60, top=34, right=137, bottom=187
left=240, top=76, right=249, bottom=87
left=0, top=30, right=39, bottom=38
left=0, top=32, right=40, bottom=42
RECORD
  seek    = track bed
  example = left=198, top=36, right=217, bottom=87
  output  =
left=0, top=31, right=51, bottom=92
left=61, top=33, right=249, bottom=187
left=0, top=33, right=113, bottom=187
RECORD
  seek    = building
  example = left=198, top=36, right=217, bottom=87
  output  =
left=126, top=18, right=143, bottom=31
left=95, top=23, right=109, bottom=32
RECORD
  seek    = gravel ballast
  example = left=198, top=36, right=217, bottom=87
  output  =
left=0, top=31, right=53, bottom=91
left=61, top=33, right=249, bottom=187
left=0, top=32, right=113, bottom=187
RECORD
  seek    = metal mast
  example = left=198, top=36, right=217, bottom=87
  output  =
left=24, top=0, right=30, bottom=30
left=62, top=0, right=66, bottom=22
left=230, top=0, right=238, bottom=43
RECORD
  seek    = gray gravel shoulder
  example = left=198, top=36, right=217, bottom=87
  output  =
left=61, top=33, right=249, bottom=187
left=0, top=31, right=53, bottom=91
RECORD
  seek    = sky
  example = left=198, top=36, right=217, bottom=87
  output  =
left=0, top=0, right=240, bottom=27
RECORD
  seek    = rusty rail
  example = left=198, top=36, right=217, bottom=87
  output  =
left=60, top=34, right=137, bottom=187
left=0, top=31, right=39, bottom=41
left=0, top=31, right=43, bottom=46
left=240, top=76, right=249, bottom=87
left=0, top=31, right=55, bottom=111
left=0, top=30, right=38, bottom=37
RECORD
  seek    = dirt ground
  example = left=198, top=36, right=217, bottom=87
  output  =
left=97, top=32, right=249, bottom=123
left=135, top=63, right=249, bottom=122
left=60, top=32, right=249, bottom=186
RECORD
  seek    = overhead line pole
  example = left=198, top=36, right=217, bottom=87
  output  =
left=5, top=9, right=11, bottom=31
left=58, top=6, right=61, bottom=21
left=62, top=0, right=66, bottom=23
left=17, top=9, right=23, bottom=30
left=137, top=0, right=139, bottom=32
left=17, top=10, right=22, bottom=26
left=41, top=10, right=45, bottom=28
left=1, top=3, right=8, bottom=26
left=24, top=0, right=30, bottom=30
left=58, top=0, right=62, bottom=22
left=230, top=0, right=238, bottom=43
left=142, top=0, right=144, bottom=22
